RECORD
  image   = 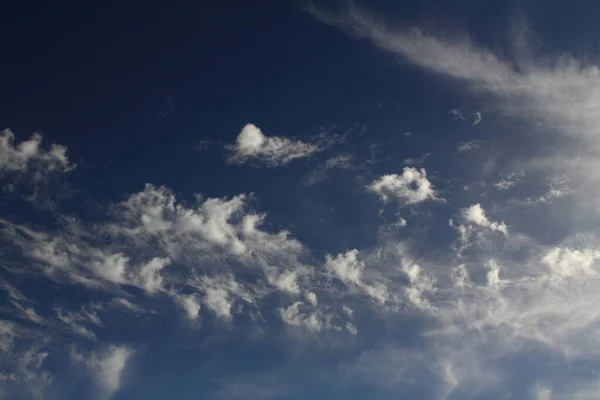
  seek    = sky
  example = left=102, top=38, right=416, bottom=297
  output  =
left=2, top=0, right=600, bottom=399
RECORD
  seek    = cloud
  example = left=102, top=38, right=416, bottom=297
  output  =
left=279, top=302, right=326, bottom=332
left=304, top=153, right=354, bottom=185
left=4, top=4, right=600, bottom=398
left=449, top=108, right=482, bottom=125
left=462, top=203, right=508, bottom=234
left=0, top=182, right=312, bottom=332
left=402, top=153, right=430, bottom=166
left=325, top=249, right=388, bottom=304
left=72, top=345, right=133, bottom=398
left=226, top=123, right=321, bottom=166
left=0, top=321, right=18, bottom=352
left=368, top=167, right=438, bottom=205
left=456, top=140, right=483, bottom=153
left=494, top=172, right=523, bottom=190
left=472, top=111, right=482, bottom=126
left=0, top=130, right=76, bottom=207
left=0, top=130, right=73, bottom=175
left=55, top=305, right=102, bottom=340
left=174, top=293, right=202, bottom=320
left=191, top=274, right=254, bottom=320
left=307, top=1, right=600, bottom=214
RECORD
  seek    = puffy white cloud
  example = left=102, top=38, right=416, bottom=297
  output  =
left=325, top=249, right=363, bottom=286
left=227, top=123, right=321, bottom=166
left=72, top=345, right=133, bottom=398
left=541, top=247, right=600, bottom=279
left=368, top=167, right=437, bottom=205
left=462, top=204, right=508, bottom=234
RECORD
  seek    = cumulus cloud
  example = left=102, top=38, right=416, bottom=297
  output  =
left=368, top=167, right=438, bottom=205
left=227, top=123, right=321, bottom=166
left=462, top=203, right=508, bottom=234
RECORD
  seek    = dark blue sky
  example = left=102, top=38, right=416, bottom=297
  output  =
left=2, top=1, right=600, bottom=399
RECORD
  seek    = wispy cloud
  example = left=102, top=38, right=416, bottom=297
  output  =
left=449, top=109, right=482, bottom=126
left=71, top=345, right=133, bottom=398
left=307, top=1, right=600, bottom=210
left=456, top=140, right=483, bottom=153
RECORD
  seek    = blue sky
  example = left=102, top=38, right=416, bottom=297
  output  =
left=2, top=0, right=600, bottom=399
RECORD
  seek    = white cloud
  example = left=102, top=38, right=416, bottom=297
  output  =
left=462, top=204, right=508, bottom=234
left=280, top=302, right=325, bottom=332
left=368, top=167, right=438, bottom=205
left=55, top=305, right=102, bottom=340
left=308, top=2, right=600, bottom=214
left=541, top=247, right=600, bottom=280
left=191, top=274, right=253, bottom=320
left=494, top=172, right=523, bottom=190
left=135, top=257, right=170, bottom=294
left=0, top=130, right=74, bottom=176
left=325, top=249, right=388, bottom=304
left=0, top=321, right=17, bottom=352
left=402, top=261, right=435, bottom=309
left=227, top=123, right=321, bottom=166
left=305, top=292, right=318, bottom=306
left=325, top=249, right=363, bottom=286
left=72, top=345, right=133, bottom=398
left=175, top=293, right=201, bottom=320
left=472, top=111, right=482, bottom=126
